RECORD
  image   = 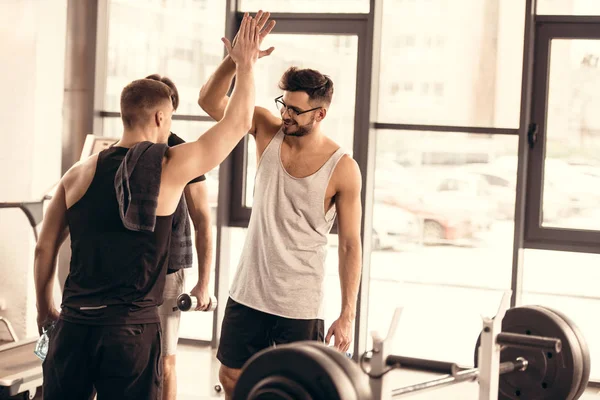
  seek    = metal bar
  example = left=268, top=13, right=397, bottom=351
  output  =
left=391, top=359, right=528, bottom=397
left=510, top=0, right=537, bottom=309
left=240, top=12, right=369, bottom=21
left=212, top=0, right=239, bottom=351
left=497, top=332, right=562, bottom=353
left=92, top=0, right=110, bottom=137
left=97, top=111, right=215, bottom=122
left=370, top=307, right=403, bottom=400
left=0, top=317, right=18, bottom=343
left=351, top=0, right=380, bottom=363
left=392, top=368, right=478, bottom=397
left=525, top=238, right=600, bottom=256
left=479, top=291, right=511, bottom=400
left=386, top=355, right=458, bottom=375
left=373, top=123, right=518, bottom=135
left=536, top=15, right=600, bottom=24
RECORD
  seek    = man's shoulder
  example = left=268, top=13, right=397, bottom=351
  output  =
left=254, top=107, right=282, bottom=137
left=62, top=153, right=99, bottom=192
left=332, top=153, right=361, bottom=191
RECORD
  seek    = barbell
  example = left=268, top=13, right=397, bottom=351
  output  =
left=232, top=305, right=590, bottom=400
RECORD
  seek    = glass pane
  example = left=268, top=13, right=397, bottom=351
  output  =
left=537, top=0, right=600, bottom=15
left=542, top=39, right=600, bottom=230
left=101, top=117, right=219, bottom=340
left=245, top=34, right=358, bottom=207
left=104, top=0, right=226, bottom=115
left=368, top=130, right=518, bottom=365
left=378, top=0, right=525, bottom=127
left=228, top=227, right=354, bottom=350
left=239, top=0, right=369, bottom=13
left=522, top=249, right=600, bottom=379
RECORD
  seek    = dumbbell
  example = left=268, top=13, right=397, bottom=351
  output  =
left=173, top=293, right=218, bottom=312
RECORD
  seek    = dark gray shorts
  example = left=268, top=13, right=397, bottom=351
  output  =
left=217, top=297, right=324, bottom=369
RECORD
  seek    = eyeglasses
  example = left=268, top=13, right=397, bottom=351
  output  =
left=274, top=95, right=322, bottom=118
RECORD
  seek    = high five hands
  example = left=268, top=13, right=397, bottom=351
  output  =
left=222, top=10, right=276, bottom=63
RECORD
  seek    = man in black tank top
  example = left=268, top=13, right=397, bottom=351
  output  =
left=33, top=16, right=268, bottom=400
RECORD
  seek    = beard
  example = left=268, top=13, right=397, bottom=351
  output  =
left=282, top=117, right=315, bottom=137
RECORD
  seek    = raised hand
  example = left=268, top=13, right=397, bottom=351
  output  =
left=222, top=13, right=261, bottom=68
left=229, top=10, right=276, bottom=59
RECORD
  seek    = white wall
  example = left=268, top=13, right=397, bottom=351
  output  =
left=0, top=0, right=67, bottom=340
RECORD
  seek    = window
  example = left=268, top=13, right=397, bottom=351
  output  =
left=238, top=0, right=369, bottom=14
left=368, top=130, right=518, bottom=365
left=537, top=0, right=600, bottom=15
left=103, top=0, right=226, bottom=116
left=378, top=0, right=525, bottom=127
left=522, top=249, right=600, bottom=379
left=244, top=33, right=359, bottom=207
left=540, top=39, right=600, bottom=231
left=527, top=25, right=600, bottom=248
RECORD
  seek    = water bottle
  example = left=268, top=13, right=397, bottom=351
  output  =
left=34, top=322, right=55, bottom=361
left=175, top=293, right=218, bottom=312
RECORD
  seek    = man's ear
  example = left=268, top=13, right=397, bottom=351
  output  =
left=317, top=108, right=327, bottom=122
left=155, top=110, right=164, bottom=127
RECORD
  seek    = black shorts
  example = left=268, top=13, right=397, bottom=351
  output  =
left=217, top=297, right=324, bottom=369
left=42, top=319, right=162, bottom=400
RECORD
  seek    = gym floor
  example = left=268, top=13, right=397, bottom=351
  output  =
left=176, top=343, right=600, bottom=400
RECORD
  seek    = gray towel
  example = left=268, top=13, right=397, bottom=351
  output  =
left=114, top=141, right=193, bottom=270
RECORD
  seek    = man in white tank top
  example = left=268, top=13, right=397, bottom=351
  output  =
left=199, top=11, right=363, bottom=399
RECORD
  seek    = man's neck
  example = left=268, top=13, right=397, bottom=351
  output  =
left=116, top=129, right=160, bottom=148
left=283, top=128, right=324, bottom=152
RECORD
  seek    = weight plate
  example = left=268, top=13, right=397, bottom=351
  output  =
left=233, top=341, right=362, bottom=400
left=474, top=306, right=582, bottom=400
left=537, top=306, right=590, bottom=400
left=300, top=342, right=372, bottom=400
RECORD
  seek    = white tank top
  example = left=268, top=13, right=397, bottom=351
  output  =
left=229, top=129, right=346, bottom=319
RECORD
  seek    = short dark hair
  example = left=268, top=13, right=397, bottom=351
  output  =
left=278, top=67, right=334, bottom=106
left=120, top=79, right=172, bottom=129
left=145, top=74, right=179, bottom=111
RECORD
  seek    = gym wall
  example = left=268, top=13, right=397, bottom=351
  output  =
left=0, top=0, right=67, bottom=341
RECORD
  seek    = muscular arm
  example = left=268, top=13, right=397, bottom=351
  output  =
left=164, top=63, right=255, bottom=188
left=34, top=181, right=69, bottom=332
left=198, top=12, right=277, bottom=140
left=184, top=181, right=213, bottom=291
left=197, top=55, right=236, bottom=122
left=335, top=157, right=363, bottom=321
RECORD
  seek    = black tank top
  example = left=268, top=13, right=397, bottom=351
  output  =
left=60, top=147, right=174, bottom=325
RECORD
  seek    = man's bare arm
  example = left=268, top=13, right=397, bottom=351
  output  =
left=164, top=15, right=260, bottom=187
left=335, top=157, right=363, bottom=321
left=34, top=181, right=69, bottom=332
left=198, top=11, right=275, bottom=122
left=198, top=56, right=236, bottom=122
left=184, top=181, right=213, bottom=307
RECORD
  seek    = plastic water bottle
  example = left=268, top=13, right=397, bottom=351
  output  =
left=34, top=322, right=55, bottom=361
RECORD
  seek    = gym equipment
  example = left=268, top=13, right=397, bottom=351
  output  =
left=0, top=202, right=48, bottom=399
left=173, top=293, right=218, bottom=312
left=0, top=336, right=42, bottom=399
left=232, top=291, right=590, bottom=400
left=0, top=197, right=49, bottom=241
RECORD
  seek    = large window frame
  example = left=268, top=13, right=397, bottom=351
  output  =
left=525, top=17, right=600, bottom=254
